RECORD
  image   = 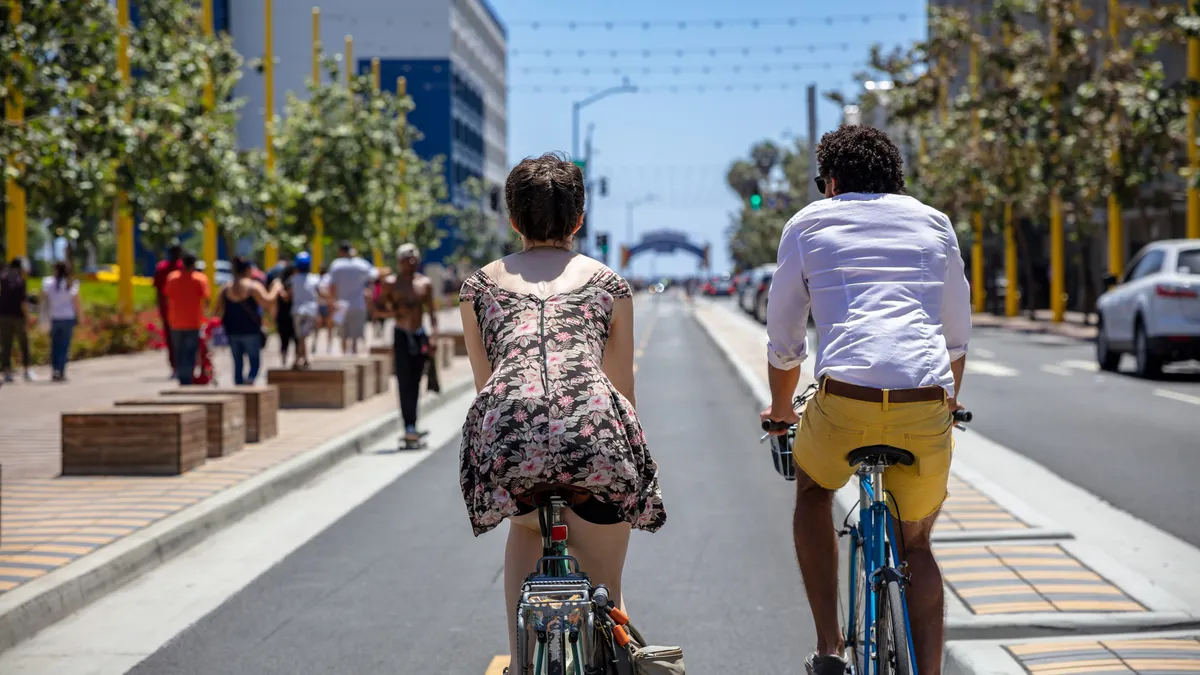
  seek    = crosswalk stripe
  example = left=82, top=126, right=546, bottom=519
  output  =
left=1154, top=389, right=1200, bottom=406
left=967, top=360, right=1019, bottom=377
left=1040, top=365, right=1073, bottom=377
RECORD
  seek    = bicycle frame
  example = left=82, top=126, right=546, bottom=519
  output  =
left=843, top=464, right=919, bottom=675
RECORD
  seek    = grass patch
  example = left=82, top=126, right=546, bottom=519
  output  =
left=27, top=278, right=158, bottom=311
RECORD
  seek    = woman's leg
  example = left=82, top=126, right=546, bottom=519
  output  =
left=50, top=320, right=66, bottom=374
left=246, top=339, right=262, bottom=383
left=62, top=319, right=76, bottom=375
left=505, top=511, right=632, bottom=664
left=229, top=335, right=247, bottom=385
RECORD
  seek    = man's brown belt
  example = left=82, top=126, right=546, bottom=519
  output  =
left=823, top=378, right=945, bottom=403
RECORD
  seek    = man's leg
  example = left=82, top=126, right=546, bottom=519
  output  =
left=794, top=469, right=843, bottom=657
left=899, top=513, right=943, bottom=675
left=0, top=316, right=15, bottom=376
left=176, top=330, right=199, bottom=385
left=160, top=308, right=175, bottom=371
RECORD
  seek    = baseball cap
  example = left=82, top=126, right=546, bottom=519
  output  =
left=295, top=251, right=312, bottom=271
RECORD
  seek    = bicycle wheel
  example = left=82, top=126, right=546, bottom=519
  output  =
left=843, top=538, right=867, bottom=675
left=876, top=579, right=913, bottom=675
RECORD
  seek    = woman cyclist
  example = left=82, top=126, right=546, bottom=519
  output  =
left=458, top=153, right=667, bottom=661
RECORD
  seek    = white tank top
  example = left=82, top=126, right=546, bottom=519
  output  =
left=42, top=277, right=79, bottom=320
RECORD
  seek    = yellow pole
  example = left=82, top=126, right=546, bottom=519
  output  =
left=1107, top=0, right=1124, bottom=282
left=1189, top=2, right=1200, bottom=239
left=116, top=0, right=135, bottom=318
left=969, top=37, right=985, bottom=313
left=264, top=0, right=278, bottom=269
left=202, top=0, right=218, bottom=292
left=1050, top=10, right=1065, bottom=323
left=345, top=35, right=354, bottom=86
left=311, top=7, right=324, bottom=271
left=370, top=57, right=383, bottom=268
left=398, top=76, right=409, bottom=229
left=1002, top=22, right=1019, bottom=316
left=4, top=0, right=27, bottom=263
left=1004, top=203, right=1019, bottom=317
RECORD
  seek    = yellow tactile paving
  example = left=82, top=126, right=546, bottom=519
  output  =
left=1008, top=636, right=1200, bottom=675
left=938, top=474, right=1030, bottom=533
left=0, top=356, right=470, bottom=597
left=939, top=544, right=1146, bottom=615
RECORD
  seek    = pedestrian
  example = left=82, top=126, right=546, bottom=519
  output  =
left=379, top=243, right=438, bottom=448
left=288, top=252, right=323, bottom=370
left=456, top=153, right=666, bottom=661
left=216, top=257, right=280, bottom=385
left=153, top=245, right=184, bottom=378
left=0, top=257, right=34, bottom=383
left=315, top=263, right=335, bottom=354
left=326, top=241, right=377, bottom=355
left=163, top=252, right=210, bottom=385
left=40, top=260, right=83, bottom=382
left=760, top=125, right=971, bottom=675
left=370, top=268, right=389, bottom=339
left=275, top=264, right=297, bottom=366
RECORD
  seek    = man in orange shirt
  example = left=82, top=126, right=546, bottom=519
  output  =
left=163, top=252, right=210, bottom=384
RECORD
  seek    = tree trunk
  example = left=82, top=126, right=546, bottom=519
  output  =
left=1078, top=234, right=1096, bottom=325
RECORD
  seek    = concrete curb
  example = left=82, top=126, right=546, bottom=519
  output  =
left=0, top=377, right=475, bottom=653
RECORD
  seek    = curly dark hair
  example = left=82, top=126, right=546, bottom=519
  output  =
left=815, top=125, right=906, bottom=195
left=505, top=152, right=586, bottom=242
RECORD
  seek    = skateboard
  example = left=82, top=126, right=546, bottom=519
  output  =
left=399, top=430, right=430, bottom=451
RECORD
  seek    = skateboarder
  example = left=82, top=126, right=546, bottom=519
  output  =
left=379, top=243, right=439, bottom=449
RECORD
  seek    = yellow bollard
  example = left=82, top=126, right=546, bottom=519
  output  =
left=312, top=207, right=324, bottom=271
left=1050, top=194, right=1065, bottom=323
left=972, top=213, right=986, bottom=313
left=1107, top=0, right=1124, bottom=280
left=1189, top=4, right=1200, bottom=239
left=1004, top=203, right=1019, bottom=317
left=202, top=0, right=218, bottom=291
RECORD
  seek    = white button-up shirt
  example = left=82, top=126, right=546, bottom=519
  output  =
left=765, top=193, right=971, bottom=397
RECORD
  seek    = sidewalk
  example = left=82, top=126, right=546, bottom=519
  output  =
left=0, top=309, right=471, bottom=649
left=973, top=310, right=1098, bottom=341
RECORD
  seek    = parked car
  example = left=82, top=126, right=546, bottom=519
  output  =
left=739, top=264, right=777, bottom=314
left=703, top=273, right=735, bottom=296
left=195, top=259, right=234, bottom=287
left=753, top=269, right=775, bottom=324
left=1096, top=239, right=1200, bottom=378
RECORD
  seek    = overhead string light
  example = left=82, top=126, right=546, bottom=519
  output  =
left=507, top=80, right=849, bottom=94
left=511, top=42, right=880, bottom=58
left=513, top=13, right=911, bottom=30
left=516, top=61, right=862, bottom=77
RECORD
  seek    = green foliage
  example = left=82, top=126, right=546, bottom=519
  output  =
left=452, top=176, right=511, bottom=267
left=724, top=138, right=814, bottom=270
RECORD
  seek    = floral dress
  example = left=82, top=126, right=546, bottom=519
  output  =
left=458, top=267, right=667, bottom=537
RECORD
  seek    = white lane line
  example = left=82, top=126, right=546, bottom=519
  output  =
left=974, top=348, right=996, bottom=359
left=1040, top=364, right=1074, bottom=377
left=966, top=360, right=1019, bottom=377
left=1061, top=360, right=1099, bottom=372
left=1153, top=389, right=1200, bottom=406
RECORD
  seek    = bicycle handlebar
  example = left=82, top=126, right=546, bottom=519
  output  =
left=761, top=408, right=973, bottom=431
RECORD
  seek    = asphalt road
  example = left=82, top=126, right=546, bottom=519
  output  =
left=712, top=295, right=1200, bottom=549
left=127, top=293, right=816, bottom=675
left=962, top=326, right=1200, bottom=548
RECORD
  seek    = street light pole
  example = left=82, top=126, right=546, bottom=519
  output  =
left=624, top=194, right=654, bottom=273
left=571, top=78, right=636, bottom=160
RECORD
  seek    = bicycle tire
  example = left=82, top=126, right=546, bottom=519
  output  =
left=844, top=541, right=867, bottom=675
left=878, top=579, right=913, bottom=675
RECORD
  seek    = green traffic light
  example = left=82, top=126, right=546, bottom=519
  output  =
left=750, top=194, right=762, bottom=210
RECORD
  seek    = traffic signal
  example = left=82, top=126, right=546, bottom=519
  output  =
left=750, top=193, right=763, bottom=210
left=596, top=233, right=610, bottom=264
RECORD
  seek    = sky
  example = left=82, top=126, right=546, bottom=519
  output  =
left=489, top=0, right=928, bottom=277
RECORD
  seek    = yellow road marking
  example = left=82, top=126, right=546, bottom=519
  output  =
left=1030, top=662, right=1130, bottom=675
left=944, top=571, right=1021, bottom=582
left=1050, top=600, right=1144, bottom=612
left=0, top=554, right=74, bottom=566
left=957, top=587, right=1050, bottom=598
left=1123, top=660, right=1200, bottom=671
left=972, top=601, right=1056, bottom=614
left=1034, top=584, right=1125, bottom=595
left=1018, top=571, right=1103, bottom=582
left=1029, top=659, right=1124, bottom=672
left=1104, top=639, right=1200, bottom=649
left=485, top=655, right=510, bottom=675
left=28, top=544, right=93, bottom=555
left=0, top=567, right=48, bottom=579
left=1009, top=642, right=1101, bottom=656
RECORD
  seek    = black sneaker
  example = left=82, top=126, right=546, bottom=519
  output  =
left=806, top=653, right=849, bottom=675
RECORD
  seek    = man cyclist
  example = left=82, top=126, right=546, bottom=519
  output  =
left=760, top=125, right=971, bottom=675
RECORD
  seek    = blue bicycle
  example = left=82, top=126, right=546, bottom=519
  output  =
left=762, top=386, right=971, bottom=675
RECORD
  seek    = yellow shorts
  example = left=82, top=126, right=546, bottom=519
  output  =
left=794, top=386, right=954, bottom=522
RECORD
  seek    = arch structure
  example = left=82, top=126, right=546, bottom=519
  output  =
left=619, top=230, right=710, bottom=269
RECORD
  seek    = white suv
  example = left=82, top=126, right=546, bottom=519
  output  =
left=1096, top=239, right=1200, bottom=378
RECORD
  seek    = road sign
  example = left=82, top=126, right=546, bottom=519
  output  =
left=572, top=159, right=587, bottom=177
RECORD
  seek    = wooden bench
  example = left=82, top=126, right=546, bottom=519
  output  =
left=116, top=395, right=245, bottom=458
left=369, top=345, right=394, bottom=379
left=160, top=386, right=279, bottom=443
left=62, top=406, right=208, bottom=476
left=314, top=356, right=387, bottom=398
left=267, top=365, right=358, bottom=409
left=441, top=330, right=468, bottom=357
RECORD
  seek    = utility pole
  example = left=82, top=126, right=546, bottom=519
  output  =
left=4, top=1, right=26, bottom=263
left=581, top=124, right=595, bottom=256
left=807, top=84, right=819, bottom=202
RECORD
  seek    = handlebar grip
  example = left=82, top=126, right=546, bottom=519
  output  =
left=953, top=409, right=973, bottom=424
left=761, top=419, right=792, bottom=432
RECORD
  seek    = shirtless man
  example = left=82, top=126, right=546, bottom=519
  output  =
left=379, top=243, right=439, bottom=447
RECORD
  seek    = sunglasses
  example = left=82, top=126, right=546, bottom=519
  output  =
left=815, top=177, right=826, bottom=195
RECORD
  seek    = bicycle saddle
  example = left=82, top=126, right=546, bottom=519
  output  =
left=846, top=445, right=915, bottom=467
left=522, top=484, right=592, bottom=507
